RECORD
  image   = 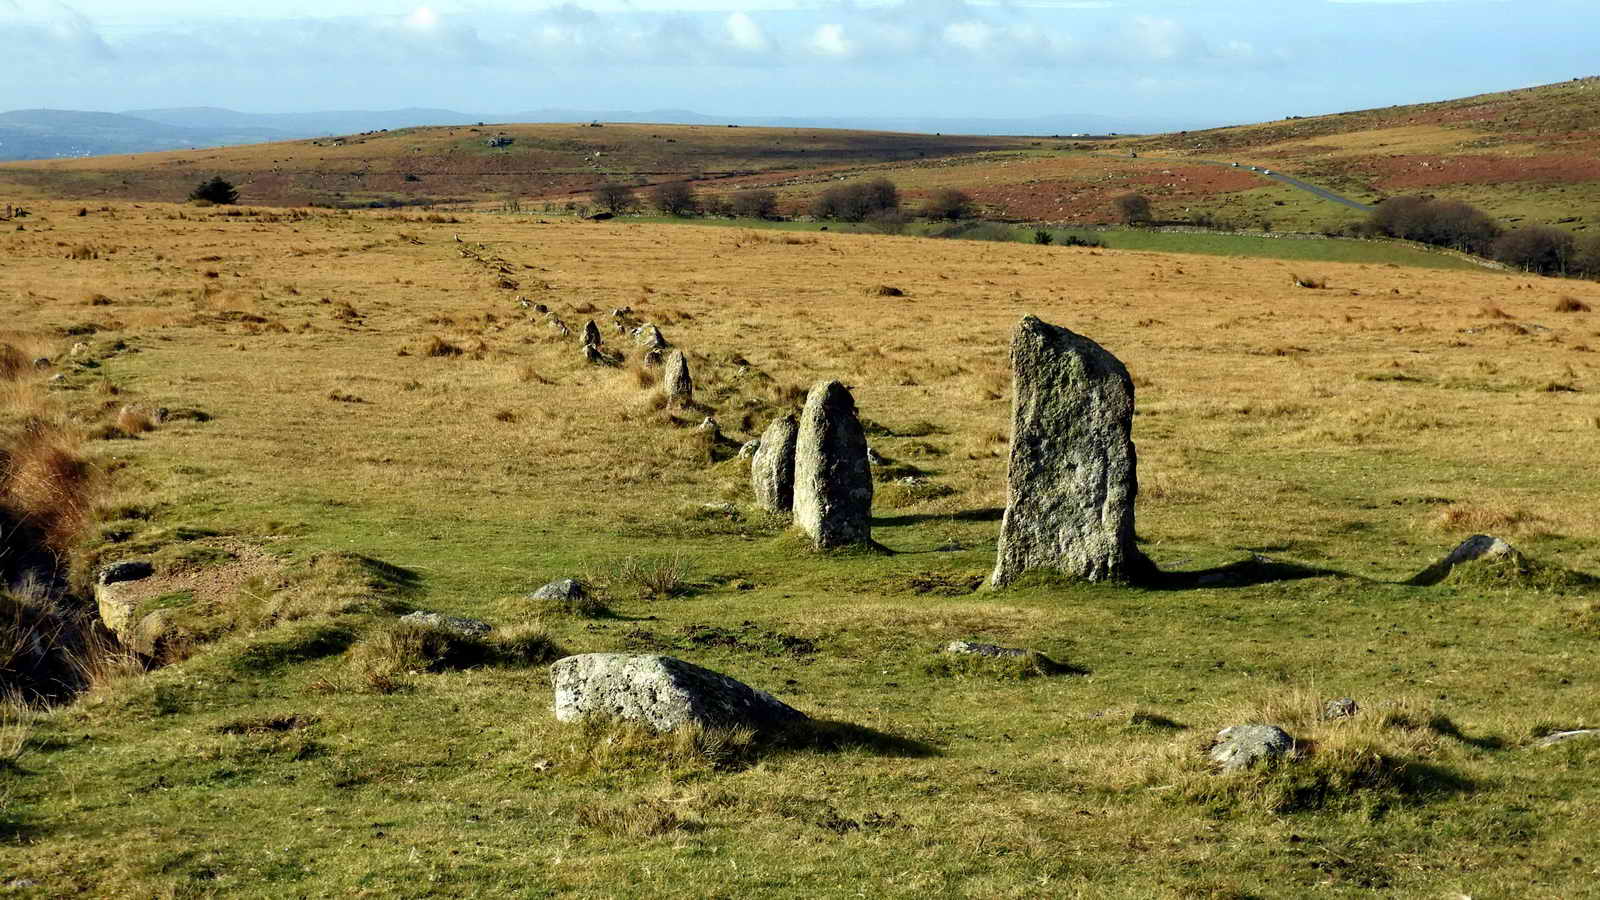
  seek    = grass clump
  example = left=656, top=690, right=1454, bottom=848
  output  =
left=558, top=719, right=759, bottom=775
left=1554, top=296, right=1591, bottom=312
left=1137, top=693, right=1478, bottom=816
left=602, top=553, right=695, bottom=601
left=876, top=478, right=957, bottom=508
left=346, top=618, right=561, bottom=685
left=574, top=797, right=702, bottom=837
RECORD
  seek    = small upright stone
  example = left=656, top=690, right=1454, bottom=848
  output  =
left=792, top=381, right=873, bottom=549
left=989, top=316, right=1146, bottom=587
left=643, top=348, right=664, bottom=368
left=581, top=319, right=602, bottom=347
left=1323, top=698, right=1360, bottom=720
left=663, top=350, right=693, bottom=406
left=751, top=413, right=799, bottom=513
left=583, top=343, right=604, bottom=365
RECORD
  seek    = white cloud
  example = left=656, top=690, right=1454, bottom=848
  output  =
left=943, top=20, right=994, bottom=53
left=724, top=11, right=768, bottom=52
left=808, top=22, right=851, bottom=56
left=404, top=7, right=439, bottom=30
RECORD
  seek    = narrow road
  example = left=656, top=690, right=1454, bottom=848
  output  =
left=1193, top=158, right=1374, bottom=213
left=1101, top=151, right=1374, bottom=213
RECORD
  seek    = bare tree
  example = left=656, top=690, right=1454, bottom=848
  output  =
left=731, top=188, right=779, bottom=220
left=591, top=182, right=638, bottom=215
left=1114, top=193, right=1152, bottom=226
left=922, top=188, right=973, bottom=221
left=649, top=182, right=698, bottom=217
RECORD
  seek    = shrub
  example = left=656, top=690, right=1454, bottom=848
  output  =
left=189, top=176, right=239, bottom=205
left=1114, top=193, right=1152, bottom=226
left=730, top=188, right=779, bottom=220
left=922, top=188, right=973, bottom=221
left=1033, top=230, right=1053, bottom=245
left=649, top=182, right=698, bottom=217
left=811, top=178, right=900, bottom=222
left=1573, top=234, right=1600, bottom=278
left=591, top=182, right=638, bottom=215
left=1493, top=226, right=1575, bottom=275
left=1368, top=195, right=1502, bottom=254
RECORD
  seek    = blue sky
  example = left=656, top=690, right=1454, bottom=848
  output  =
left=3, top=0, right=1596, bottom=130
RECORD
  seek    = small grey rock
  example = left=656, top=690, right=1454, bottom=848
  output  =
left=32, top=357, right=50, bottom=369
left=1534, top=729, right=1600, bottom=749
left=99, top=561, right=154, bottom=585
left=48, top=373, right=65, bottom=384
left=1209, top=724, right=1294, bottom=771
left=1323, top=698, right=1360, bottom=720
left=531, top=579, right=589, bottom=605
left=738, top=438, right=761, bottom=461
left=582, top=343, right=604, bottom=365
left=551, top=653, right=806, bottom=733
left=943, top=640, right=1028, bottom=658
left=696, top=416, right=721, bottom=440
left=400, top=611, right=493, bottom=637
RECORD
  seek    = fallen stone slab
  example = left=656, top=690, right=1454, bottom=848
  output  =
left=400, top=610, right=493, bottom=637
left=1533, top=729, right=1600, bottom=749
left=1209, top=724, right=1294, bottom=772
left=551, top=653, right=806, bottom=733
left=943, top=640, right=1029, bottom=658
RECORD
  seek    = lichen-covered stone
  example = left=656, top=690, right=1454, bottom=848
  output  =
left=989, top=316, right=1146, bottom=587
left=551, top=653, right=806, bottom=733
left=663, top=350, right=693, bottom=406
left=943, top=640, right=1029, bottom=658
left=1209, top=724, right=1294, bottom=771
left=1408, top=534, right=1522, bottom=586
left=400, top=611, right=493, bottom=637
left=792, top=381, right=872, bottom=549
left=751, top=414, right=798, bottom=513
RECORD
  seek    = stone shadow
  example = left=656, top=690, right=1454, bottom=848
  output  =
left=1139, top=555, right=1345, bottom=591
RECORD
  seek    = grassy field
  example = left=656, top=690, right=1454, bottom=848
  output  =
left=2, top=199, right=1600, bottom=897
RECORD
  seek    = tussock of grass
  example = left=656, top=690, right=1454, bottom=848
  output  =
left=599, top=553, right=696, bottom=601
left=1132, top=693, right=1478, bottom=815
left=1554, top=296, right=1591, bottom=313
left=574, top=797, right=702, bottom=837
left=1435, top=552, right=1597, bottom=593
left=558, top=719, right=759, bottom=775
left=1430, top=503, right=1548, bottom=535
left=876, top=478, right=957, bottom=508
left=346, top=618, right=561, bottom=685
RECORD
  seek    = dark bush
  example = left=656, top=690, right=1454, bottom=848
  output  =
left=591, top=182, right=638, bottom=215
left=1368, top=195, right=1502, bottom=255
left=730, top=188, right=779, bottom=220
left=189, top=176, right=238, bottom=205
left=649, top=182, right=698, bottom=217
left=1114, top=193, right=1152, bottom=226
left=811, top=178, right=900, bottom=222
left=1572, top=234, right=1600, bottom=279
left=922, top=188, right=973, bottom=221
left=1493, top=226, right=1576, bottom=275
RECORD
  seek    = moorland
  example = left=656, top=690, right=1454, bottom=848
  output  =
left=1, top=78, right=1599, bottom=898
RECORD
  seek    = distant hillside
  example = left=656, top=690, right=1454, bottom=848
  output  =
left=0, top=109, right=289, bottom=161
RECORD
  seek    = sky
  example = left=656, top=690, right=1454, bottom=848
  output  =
left=3, top=0, right=1597, bottom=130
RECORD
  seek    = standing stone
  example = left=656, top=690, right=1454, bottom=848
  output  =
left=663, top=350, right=693, bottom=406
left=989, top=316, right=1146, bottom=587
left=792, top=381, right=873, bottom=548
left=581, top=319, right=601, bottom=347
left=638, top=324, right=668, bottom=350
left=751, top=413, right=798, bottom=512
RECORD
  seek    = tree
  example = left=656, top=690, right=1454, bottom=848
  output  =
left=591, top=182, right=638, bottom=215
left=810, top=178, right=900, bottom=222
left=649, top=182, right=698, bottom=217
left=922, top=188, right=973, bottom=221
left=1573, top=234, right=1600, bottom=279
left=1492, top=226, right=1575, bottom=276
left=1114, top=193, right=1152, bottom=226
left=730, top=188, right=779, bottom=220
left=189, top=176, right=238, bottom=205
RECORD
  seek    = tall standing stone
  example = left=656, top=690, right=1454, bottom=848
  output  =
left=663, top=350, right=693, bottom=407
left=581, top=319, right=601, bottom=347
left=751, top=413, right=799, bottom=512
left=793, top=381, right=873, bottom=548
left=989, top=316, right=1146, bottom=587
